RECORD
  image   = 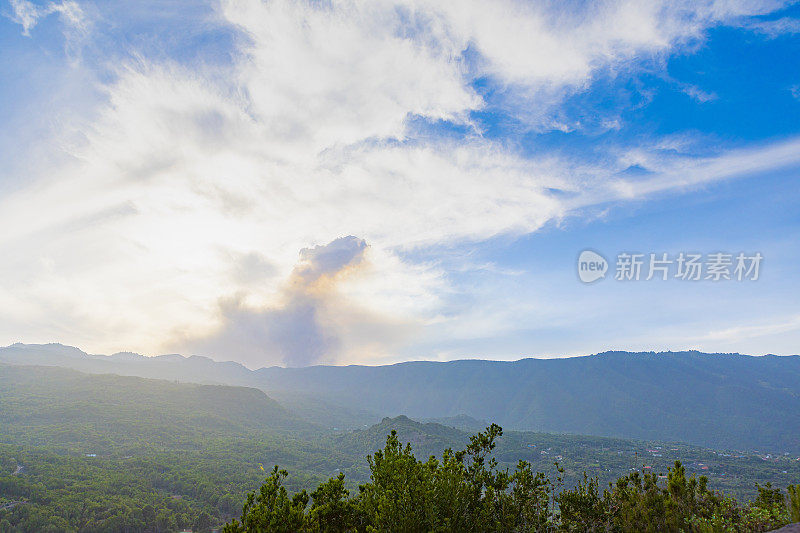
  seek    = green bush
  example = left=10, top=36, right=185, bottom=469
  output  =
left=225, top=425, right=797, bottom=532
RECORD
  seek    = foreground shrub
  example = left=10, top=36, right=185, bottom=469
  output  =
left=225, top=425, right=796, bottom=532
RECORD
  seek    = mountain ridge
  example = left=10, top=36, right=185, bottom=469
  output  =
left=6, top=342, right=794, bottom=369
left=2, top=343, right=799, bottom=452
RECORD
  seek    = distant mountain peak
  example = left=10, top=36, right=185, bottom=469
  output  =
left=109, top=352, right=146, bottom=361
left=4, top=342, right=89, bottom=358
left=153, top=353, right=186, bottom=361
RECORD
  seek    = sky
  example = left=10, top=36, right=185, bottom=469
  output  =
left=1, top=0, right=799, bottom=368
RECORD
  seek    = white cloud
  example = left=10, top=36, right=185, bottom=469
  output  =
left=390, top=0, right=782, bottom=124
left=223, top=0, right=482, bottom=149
left=698, top=315, right=800, bottom=344
left=1, top=0, right=797, bottom=365
left=599, top=136, right=800, bottom=202
left=739, top=16, right=800, bottom=38
left=7, top=0, right=91, bottom=63
left=8, top=0, right=88, bottom=36
left=8, top=0, right=39, bottom=35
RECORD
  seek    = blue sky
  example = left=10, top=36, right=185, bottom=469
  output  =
left=1, top=0, right=799, bottom=367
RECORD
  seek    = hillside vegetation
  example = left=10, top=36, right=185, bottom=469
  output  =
left=225, top=425, right=800, bottom=533
left=3, top=344, right=799, bottom=452
left=0, top=365, right=305, bottom=452
left=1, top=364, right=799, bottom=531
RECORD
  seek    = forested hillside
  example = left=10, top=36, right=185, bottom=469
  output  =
left=3, top=344, right=799, bottom=452
left=0, top=365, right=307, bottom=452
left=1, top=365, right=799, bottom=531
left=255, top=351, right=800, bottom=452
left=0, top=366, right=346, bottom=530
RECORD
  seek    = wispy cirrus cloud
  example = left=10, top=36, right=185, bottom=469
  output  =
left=738, top=15, right=800, bottom=37
left=7, top=0, right=88, bottom=41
